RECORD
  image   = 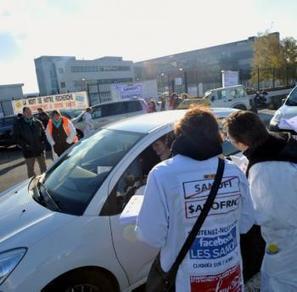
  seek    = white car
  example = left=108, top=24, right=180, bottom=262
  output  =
left=0, top=109, right=240, bottom=292
left=270, top=85, right=297, bottom=132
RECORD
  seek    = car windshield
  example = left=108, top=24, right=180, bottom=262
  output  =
left=286, top=87, right=297, bottom=106
left=41, top=129, right=144, bottom=215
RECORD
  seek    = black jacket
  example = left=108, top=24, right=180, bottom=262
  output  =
left=14, top=117, right=46, bottom=158
left=244, top=132, right=297, bottom=176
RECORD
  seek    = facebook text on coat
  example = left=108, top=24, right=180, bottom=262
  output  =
left=190, top=226, right=237, bottom=260
left=182, top=176, right=240, bottom=200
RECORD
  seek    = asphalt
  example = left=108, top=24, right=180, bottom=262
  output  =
left=0, top=147, right=53, bottom=192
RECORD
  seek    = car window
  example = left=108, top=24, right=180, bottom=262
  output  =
left=42, top=129, right=144, bottom=216
left=92, top=106, right=102, bottom=119
left=126, top=100, right=142, bottom=113
left=101, top=102, right=126, bottom=117
left=100, top=140, right=161, bottom=216
left=286, top=87, right=297, bottom=106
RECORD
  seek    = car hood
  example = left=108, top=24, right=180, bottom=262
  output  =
left=279, top=104, right=297, bottom=119
left=0, top=182, right=74, bottom=249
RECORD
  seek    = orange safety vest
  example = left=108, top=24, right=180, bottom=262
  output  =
left=48, top=116, right=78, bottom=144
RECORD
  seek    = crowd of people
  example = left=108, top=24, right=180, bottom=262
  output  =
left=12, top=99, right=297, bottom=291
left=136, top=106, right=297, bottom=291
left=13, top=107, right=83, bottom=178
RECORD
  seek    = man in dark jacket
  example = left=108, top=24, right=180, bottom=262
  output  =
left=14, top=107, right=47, bottom=178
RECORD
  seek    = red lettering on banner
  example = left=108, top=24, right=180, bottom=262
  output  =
left=190, top=265, right=241, bottom=292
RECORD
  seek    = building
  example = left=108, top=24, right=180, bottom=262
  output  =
left=35, top=56, right=134, bottom=105
left=135, top=32, right=280, bottom=96
left=0, top=84, right=24, bottom=116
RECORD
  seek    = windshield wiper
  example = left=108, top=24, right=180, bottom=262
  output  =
left=37, top=181, right=62, bottom=212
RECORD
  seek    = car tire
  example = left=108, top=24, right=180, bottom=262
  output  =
left=233, top=104, right=247, bottom=110
left=43, top=269, right=119, bottom=292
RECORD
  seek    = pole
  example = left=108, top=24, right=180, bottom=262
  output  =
left=184, top=71, right=188, bottom=93
left=86, top=83, right=91, bottom=106
left=96, top=80, right=102, bottom=104
left=257, top=67, right=260, bottom=90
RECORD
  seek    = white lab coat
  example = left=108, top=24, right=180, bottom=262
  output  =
left=83, top=112, right=94, bottom=137
left=136, top=155, right=254, bottom=292
left=249, top=161, right=297, bottom=292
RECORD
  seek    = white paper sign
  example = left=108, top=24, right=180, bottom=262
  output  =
left=120, top=195, right=144, bottom=225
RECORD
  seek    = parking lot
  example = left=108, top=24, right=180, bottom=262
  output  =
left=0, top=110, right=274, bottom=194
left=0, top=147, right=53, bottom=192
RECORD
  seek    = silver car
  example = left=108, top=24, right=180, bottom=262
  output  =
left=72, top=99, right=147, bottom=138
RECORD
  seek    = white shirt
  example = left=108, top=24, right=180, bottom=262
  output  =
left=249, top=161, right=297, bottom=291
left=136, top=155, right=254, bottom=292
left=83, top=112, right=94, bottom=137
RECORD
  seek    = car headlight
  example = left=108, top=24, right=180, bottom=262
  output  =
left=271, top=111, right=282, bottom=125
left=0, top=248, right=27, bottom=285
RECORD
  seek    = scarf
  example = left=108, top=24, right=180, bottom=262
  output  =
left=52, top=118, right=62, bottom=128
left=171, top=134, right=222, bottom=161
left=244, top=132, right=297, bottom=176
left=24, top=117, right=33, bottom=126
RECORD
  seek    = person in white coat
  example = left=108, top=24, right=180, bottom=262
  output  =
left=136, top=106, right=255, bottom=292
left=224, top=110, right=297, bottom=292
left=83, top=107, right=94, bottom=137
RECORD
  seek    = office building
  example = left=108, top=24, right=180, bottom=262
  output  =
left=0, top=83, right=24, bottom=116
left=35, top=56, right=134, bottom=104
left=135, top=32, right=280, bottom=95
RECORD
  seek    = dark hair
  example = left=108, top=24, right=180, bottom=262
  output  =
left=23, top=107, right=30, bottom=113
left=224, top=111, right=269, bottom=147
left=86, top=107, right=91, bottom=112
left=37, top=108, right=43, bottom=112
left=156, top=133, right=175, bottom=148
left=51, top=110, right=61, bottom=117
left=174, top=105, right=222, bottom=150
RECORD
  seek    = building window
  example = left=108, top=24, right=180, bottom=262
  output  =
left=58, top=68, right=64, bottom=74
left=60, top=82, right=66, bottom=88
left=71, top=65, right=131, bottom=73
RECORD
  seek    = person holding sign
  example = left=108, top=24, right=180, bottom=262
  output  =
left=46, top=110, right=78, bottom=157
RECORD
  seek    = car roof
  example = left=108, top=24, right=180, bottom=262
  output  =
left=106, top=108, right=238, bottom=134
left=206, top=85, right=244, bottom=92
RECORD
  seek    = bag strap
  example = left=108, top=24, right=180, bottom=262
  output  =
left=169, top=158, right=225, bottom=276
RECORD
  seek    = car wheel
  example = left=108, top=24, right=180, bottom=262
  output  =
left=233, top=104, right=247, bottom=110
left=43, top=269, right=119, bottom=292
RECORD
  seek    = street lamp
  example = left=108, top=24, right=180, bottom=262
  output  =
left=81, top=78, right=86, bottom=91
left=179, top=68, right=188, bottom=93
left=160, top=72, right=171, bottom=94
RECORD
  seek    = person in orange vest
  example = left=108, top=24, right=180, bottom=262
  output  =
left=46, top=110, right=78, bottom=157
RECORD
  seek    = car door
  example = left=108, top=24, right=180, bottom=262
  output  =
left=99, top=132, right=168, bottom=285
left=211, top=90, right=226, bottom=107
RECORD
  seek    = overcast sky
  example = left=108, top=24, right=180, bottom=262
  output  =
left=0, top=0, right=296, bottom=93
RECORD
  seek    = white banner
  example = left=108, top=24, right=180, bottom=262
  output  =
left=12, top=91, right=89, bottom=114
left=113, top=84, right=143, bottom=99
left=222, top=71, right=239, bottom=87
